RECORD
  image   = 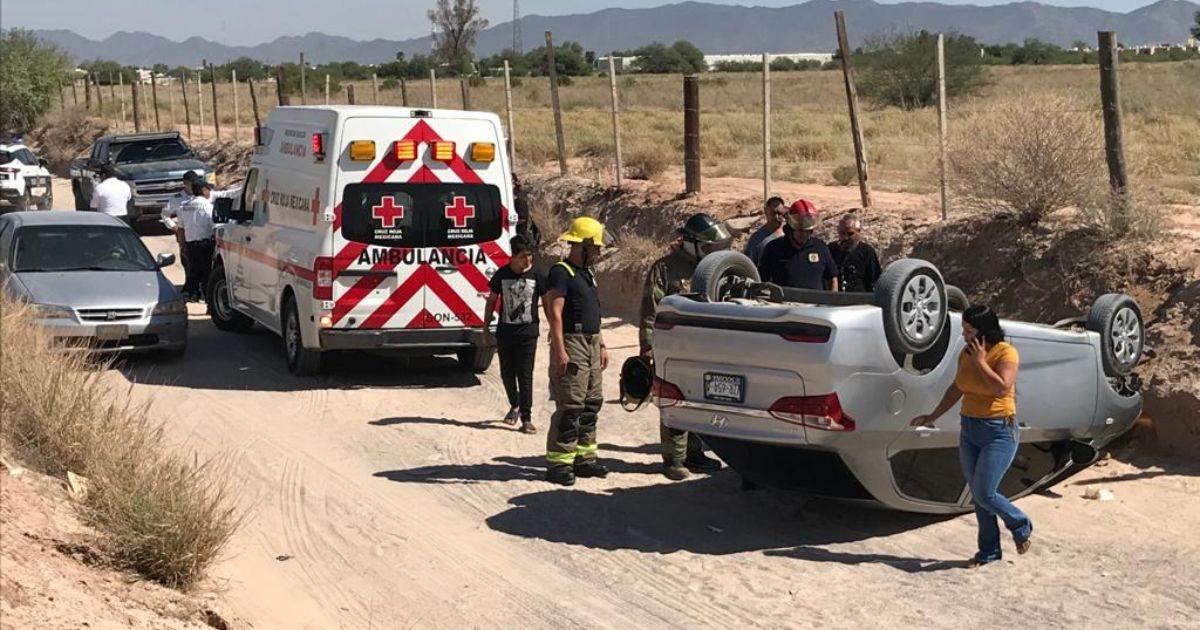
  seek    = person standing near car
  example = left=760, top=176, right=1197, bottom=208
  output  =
left=179, top=180, right=216, bottom=302
left=911, top=304, right=1033, bottom=567
left=89, top=164, right=132, bottom=220
left=163, top=171, right=200, bottom=268
left=543, top=216, right=609, bottom=487
left=829, top=212, right=882, bottom=293
left=743, top=196, right=786, bottom=265
left=483, top=234, right=545, bottom=435
left=640, top=212, right=730, bottom=480
left=756, top=199, right=839, bottom=291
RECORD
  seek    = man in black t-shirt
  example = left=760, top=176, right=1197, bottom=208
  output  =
left=757, top=199, right=840, bottom=291
left=829, top=213, right=882, bottom=293
left=543, top=216, right=609, bottom=487
left=484, top=234, right=545, bottom=435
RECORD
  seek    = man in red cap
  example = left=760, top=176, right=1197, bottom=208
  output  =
left=756, top=199, right=839, bottom=291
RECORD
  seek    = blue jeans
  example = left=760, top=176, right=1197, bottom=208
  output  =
left=960, top=416, right=1034, bottom=563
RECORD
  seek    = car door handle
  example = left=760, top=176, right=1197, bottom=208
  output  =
left=914, top=427, right=940, bottom=437
left=244, top=236, right=252, bottom=243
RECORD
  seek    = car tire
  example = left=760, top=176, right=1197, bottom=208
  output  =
left=1086, top=293, right=1142, bottom=377
left=692, top=250, right=760, bottom=301
left=874, top=258, right=948, bottom=356
left=208, top=266, right=254, bottom=333
left=457, top=344, right=495, bottom=373
left=283, top=297, right=322, bottom=376
left=946, top=285, right=969, bottom=312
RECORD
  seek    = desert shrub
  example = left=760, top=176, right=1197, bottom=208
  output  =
left=26, top=108, right=110, bottom=175
left=625, top=145, right=669, bottom=180
left=947, top=94, right=1102, bottom=223
left=857, top=30, right=987, bottom=109
left=0, top=300, right=238, bottom=589
left=0, top=29, right=71, bottom=135
left=381, top=78, right=399, bottom=90
left=1080, top=188, right=1166, bottom=239
left=832, top=164, right=858, bottom=186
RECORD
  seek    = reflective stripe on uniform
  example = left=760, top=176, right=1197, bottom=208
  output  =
left=574, top=443, right=598, bottom=457
left=555, top=261, right=576, bottom=277
left=546, top=451, right=576, bottom=465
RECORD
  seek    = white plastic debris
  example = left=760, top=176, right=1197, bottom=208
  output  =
left=1083, top=487, right=1115, bottom=502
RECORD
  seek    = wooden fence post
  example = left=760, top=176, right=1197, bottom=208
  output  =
left=58, top=80, right=65, bottom=111
left=107, top=73, right=117, bottom=122
left=608, top=55, right=623, bottom=189
left=937, top=33, right=949, bottom=221
left=545, top=30, right=568, bottom=176
left=248, top=78, right=263, bottom=132
left=150, top=73, right=162, bottom=130
left=347, top=83, right=356, bottom=105
left=372, top=73, right=379, bottom=105
left=324, top=74, right=330, bottom=105
left=70, top=78, right=79, bottom=106
left=503, top=60, right=517, bottom=166
left=834, top=10, right=872, bottom=209
left=429, top=69, right=437, bottom=108
left=131, top=80, right=143, bottom=132
left=684, top=75, right=701, bottom=194
left=232, top=70, right=240, bottom=142
left=197, top=72, right=204, bottom=138
left=209, top=63, right=220, bottom=140
left=84, top=74, right=93, bottom=111
left=180, top=72, right=192, bottom=139
left=167, top=73, right=177, bottom=128
left=762, top=52, right=771, bottom=204
left=460, top=77, right=471, bottom=110
left=117, top=73, right=127, bottom=127
left=401, top=76, right=409, bottom=106
left=299, top=52, right=307, bottom=105
left=1098, top=31, right=1128, bottom=197
left=275, top=65, right=291, bottom=106
left=93, top=74, right=105, bottom=120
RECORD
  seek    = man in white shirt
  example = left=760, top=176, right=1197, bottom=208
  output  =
left=179, top=180, right=216, bottom=301
left=163, top=171, right=200, bottom=267
left=89, top=165, right=133, bottom=219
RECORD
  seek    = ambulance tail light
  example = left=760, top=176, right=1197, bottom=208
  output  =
left=393, top=139, right=418, bottom=161
left=313, top=256, right=334, bottom=300
left=312, top=133, right=327, bottom=162
left=432, top=141, right=456, bottom=162
left=469, top=142, right=496, bottom=163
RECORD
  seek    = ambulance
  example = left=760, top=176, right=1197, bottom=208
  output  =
left=208, top=106, right=515, bottom=375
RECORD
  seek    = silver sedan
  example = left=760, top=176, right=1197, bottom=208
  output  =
left=0, top=211, right=188, bottom=356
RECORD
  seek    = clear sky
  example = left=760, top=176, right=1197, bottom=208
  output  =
left=0, top=0, right=1168, bottom=45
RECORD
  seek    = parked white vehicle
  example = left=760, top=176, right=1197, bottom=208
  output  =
left=207, top=105, right=517, bottom=375
left=0, top=144, right=53, bottom=211
left=650, top=251, right=1143, bottom=514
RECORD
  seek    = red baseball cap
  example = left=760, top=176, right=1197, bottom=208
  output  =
left=786, top=199, right=819, bottom=231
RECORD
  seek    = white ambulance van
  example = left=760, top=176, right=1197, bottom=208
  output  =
left=208, top=106, right=514, bottom=375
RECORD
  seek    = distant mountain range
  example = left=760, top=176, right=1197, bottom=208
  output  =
left=34, top=0, right=1200, bottom=67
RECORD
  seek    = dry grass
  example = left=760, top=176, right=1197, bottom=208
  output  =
left=71, top=61, right=1199, bottom=199
left=0, top=300, right=238, bottom=589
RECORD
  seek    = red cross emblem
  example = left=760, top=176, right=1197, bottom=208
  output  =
left=444, top=196, right=475, bottom=228
left=372, top=196, right=405, bottom=228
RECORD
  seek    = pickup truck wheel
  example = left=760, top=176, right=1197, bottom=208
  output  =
left=875, top=258, right=947, bottom=356
left=207, top=266, right=254, bottom=332
left=1087, top=294, right=1142, bottom=377
left=457, top=344, right=495, bottom=373
left=283, top=297, right=322, bottom=376
left=692, top=251, right=760, bottom=301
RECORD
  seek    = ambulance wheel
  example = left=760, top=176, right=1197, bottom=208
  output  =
left=283, top=297, right=323, bottom=376
left=458, top=345, right=495, bottom=373
left=208, top=266, right=254, bottom=333
left=874, top=258, right=947, bottom=356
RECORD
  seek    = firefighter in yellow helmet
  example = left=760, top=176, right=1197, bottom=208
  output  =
left=544, top=216, right=609, bottom=486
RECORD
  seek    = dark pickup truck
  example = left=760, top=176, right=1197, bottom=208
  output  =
left=70, top=132, right=210, bottom=222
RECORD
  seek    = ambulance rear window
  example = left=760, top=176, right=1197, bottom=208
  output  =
left=341, top=183, right=503, bottom=248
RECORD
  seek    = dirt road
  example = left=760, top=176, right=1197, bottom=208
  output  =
left=75, top=224, right=1191, bottom=630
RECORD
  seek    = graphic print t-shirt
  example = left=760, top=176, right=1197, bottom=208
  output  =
left=489, top=265, right=546, bottom=339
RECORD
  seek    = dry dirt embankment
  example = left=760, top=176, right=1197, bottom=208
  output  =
left=523, top=173, right=1200, bottom=457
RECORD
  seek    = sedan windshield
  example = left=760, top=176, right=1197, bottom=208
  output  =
left=111, top=138, right=192, bottom=164
left=12, top=225, right=157, bottom=272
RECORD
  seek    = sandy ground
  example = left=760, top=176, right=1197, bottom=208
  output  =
left=15, top=178, right=1197, bottom=628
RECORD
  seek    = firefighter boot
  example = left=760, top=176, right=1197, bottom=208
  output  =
left=546, top=466, right=576, bottom=486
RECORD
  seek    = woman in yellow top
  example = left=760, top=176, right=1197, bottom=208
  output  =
left=911, top=305, right=1033, bottom=567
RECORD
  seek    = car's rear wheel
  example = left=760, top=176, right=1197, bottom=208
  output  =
left=283, top=297, right=323, bottom=376
left=691, top=250, right=760, bottom=301
left=457, top=344, right=495, bottom=373
left=1087, top=293, right=1142, bottom=377
left=208, top=265, right=254, bottom=332
left=946, top=285, right=969, bottom=312
left=875, top=258, right=947, bottom=356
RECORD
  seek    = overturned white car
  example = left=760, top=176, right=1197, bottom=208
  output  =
left=651, top=252, right=1143, bottom=514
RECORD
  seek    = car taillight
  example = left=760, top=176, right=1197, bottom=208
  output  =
left=314, top=256, right=333, bottom=300
left=768, top=393, right=855, bottom=431
left=780, top=333, right=828, bottom=343
left=652, top=376, right=684, bottom=407
left=653, top=319, right=675, bottom=331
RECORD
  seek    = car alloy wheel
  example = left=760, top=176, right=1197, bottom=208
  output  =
left=1110, top=306, right=1141, bottom=368
left=285, top=306, right=301, bottom=365
left=900, top=273, right=942, bottom=346
left=212, top=277, right=235, bottom=321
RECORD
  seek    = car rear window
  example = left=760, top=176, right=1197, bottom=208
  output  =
left=11, top=225, right=157, bottom=272
left=111, top=138, right=192, bottom=164
left=341, top=183, right=503, bottom=248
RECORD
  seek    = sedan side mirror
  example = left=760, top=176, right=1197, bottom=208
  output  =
left=156, top=253, right=176, bottom=268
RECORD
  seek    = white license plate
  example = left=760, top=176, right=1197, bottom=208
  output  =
left=94, top=325, right=128, bottom=341
left=704, top=373, right=745, bottom=403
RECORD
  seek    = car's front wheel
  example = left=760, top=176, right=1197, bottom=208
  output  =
left=208, top=265, right=254, bottom=333
left=1087, top=293, right=1142, bottom=377
left=283, top=296, right=322, bottom=376
left=875, top=258, right=948, bottom=356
